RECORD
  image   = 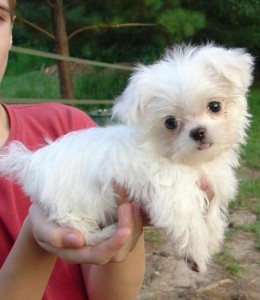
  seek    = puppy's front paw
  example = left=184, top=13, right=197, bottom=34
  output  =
left=184, top=255, right=209, bottom=273
left=185, top=256, right=200, bottom=272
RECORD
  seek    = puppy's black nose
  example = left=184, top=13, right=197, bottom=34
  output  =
left=190, top=127, right=206, bottom=141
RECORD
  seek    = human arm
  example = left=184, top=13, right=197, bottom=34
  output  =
left=0, top=217, right=56, bottom=300
left=0, top=201, right=145, bottom=300
left=82, top=202, right=145, bottom=300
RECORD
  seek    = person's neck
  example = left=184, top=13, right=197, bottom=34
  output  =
left=0, top=104, right=10, bottom=149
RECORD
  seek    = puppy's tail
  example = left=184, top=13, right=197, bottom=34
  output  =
left=0, top=141, right=33, bottom=184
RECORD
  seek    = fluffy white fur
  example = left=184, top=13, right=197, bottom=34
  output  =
left=0, top=44, right=254, bottom=272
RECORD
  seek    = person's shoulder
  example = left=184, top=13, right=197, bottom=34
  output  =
left=40, top=102, right=87, bottom=121
left=10, top=102, right=96, bottom=131
left=13, top=102, right=83, bottom=119
left=48, top=102, right=97, bottom=130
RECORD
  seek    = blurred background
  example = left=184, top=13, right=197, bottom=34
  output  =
left=2, top=0, right=260, bottom=108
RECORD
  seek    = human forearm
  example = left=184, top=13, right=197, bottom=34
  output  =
left=83, top=233, right=145, bottom=300
left=0, top=217, right=56, bottom=300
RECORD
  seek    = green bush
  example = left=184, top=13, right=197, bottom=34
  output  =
left=1, top=71, right=60, bottom=99
left=6, top=52, right=55, bottom=76
left=74, top=70, right=129, bottom=100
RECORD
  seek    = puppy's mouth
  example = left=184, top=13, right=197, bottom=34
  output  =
left=197, top=141, right=212, bottom=151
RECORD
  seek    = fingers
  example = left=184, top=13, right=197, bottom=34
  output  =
left=28, top=204, right=85, bottom=249
left=80, top=202, right=143, bottom=264
left=197, top=177, right=215, bottom=201
left=28, top=188, right=144, bottom=265
left=40, top=218, right=133, bottom=265
left=28, top=202, right=140, bottom=265
left=112, top=203, right=135, bottom=261
left=114, top=183, right=152, bottom=226
left=113, top=183, right=130, bottom=205
left=82, top=227, right=132, bottom=265
left=130, top=202, right=144, bottom=240
left=114, top=202, right=144, bottom=260
left=84, top=203, right=134, bottom=263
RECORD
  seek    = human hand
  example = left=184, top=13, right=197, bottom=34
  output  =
left=115, top=184, right=151, bottom=226
left=28, top=195, right=144, bottom=264
left=197, top=176, right=215, bottom=202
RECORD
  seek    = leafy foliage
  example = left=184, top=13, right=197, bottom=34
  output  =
left=189, top=0, right=260, bottom=68
left=11, top=0, right=260, bottom=70
left=13, top=0, right=205, bottom=64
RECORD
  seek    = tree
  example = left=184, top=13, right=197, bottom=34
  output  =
left=77, top=0, right=206, bottom=63
left=17, top=0, right=76, bottom=99
left=14, top=0, right=206, bottom=98
left=48, top=0, right=74, bottom=99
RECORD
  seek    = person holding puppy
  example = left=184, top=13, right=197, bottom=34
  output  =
left=0, top=1, right=215, bottom=299
left=0, top=1, right=146, bottom=299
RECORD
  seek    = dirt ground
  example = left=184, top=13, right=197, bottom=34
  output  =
left=137, top=208, right=260, bottom=300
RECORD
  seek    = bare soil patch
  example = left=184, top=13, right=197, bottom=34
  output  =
left=138, top=208, right=260, bottom=300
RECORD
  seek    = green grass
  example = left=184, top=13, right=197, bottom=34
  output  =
left=74, top=71, right=129, bottom=100
left=144, top=227, right=165, bottom=244
left=233, top=85, right=260, bottom=230
left=238, top=221, right=260, bottom=251
left=1, top=71, right=60, bottom=99
left=225, top=228, right=239, bottom=240
left=231, top=84, right=260, bottom=250
left=233, top=178, right=260, bottom=213
left=214, top=251, right=244, bottom=275
left=6, top=52, right=55, bottom=76
left=242, top=84, right=260, bottom=169
left=74, top=70, right=129, bottom=114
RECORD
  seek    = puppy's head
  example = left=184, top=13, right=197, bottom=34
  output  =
left=113, top=44, right=254, bottom=165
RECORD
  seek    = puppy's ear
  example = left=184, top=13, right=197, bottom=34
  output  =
left=206, top=47, right=254, bottom=92
left=113, top=65, right=149, bottom=125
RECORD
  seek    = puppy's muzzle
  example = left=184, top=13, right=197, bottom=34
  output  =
left=190, top=127, right=212, bottom=150
left=190, top=127, right=206, bottom=142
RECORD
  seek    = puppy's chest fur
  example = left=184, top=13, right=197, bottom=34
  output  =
left=113, top=145, right=235, bottom=226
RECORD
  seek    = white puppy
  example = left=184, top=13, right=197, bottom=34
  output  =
left=0, top=44, right=254, bottom=272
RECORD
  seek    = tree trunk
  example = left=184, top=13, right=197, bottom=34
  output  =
left=52, top=0, right=74, bottom=100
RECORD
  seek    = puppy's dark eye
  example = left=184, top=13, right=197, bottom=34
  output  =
left=165, top=117, right=177, bottom=130
left=208, top=101, right=221, bottom=113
